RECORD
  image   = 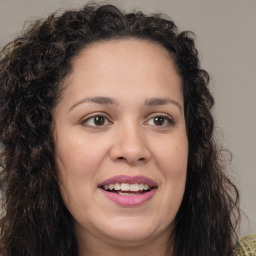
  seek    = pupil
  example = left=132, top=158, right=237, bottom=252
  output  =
left=94, top=116, right=105, bottom=125
left=154, top=117, right=164, bottom=125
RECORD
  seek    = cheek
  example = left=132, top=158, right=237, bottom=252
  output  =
left=154, top=134, right=188, bottom=204
left=54, top=130, right=114, bottom=198
left=154, top=137, right=188, bottom=220
left=54, top=138, right=101, bottom=205
left=56, top=132, right=105, bottom=174
left=154, top=135, right=188, bottom=175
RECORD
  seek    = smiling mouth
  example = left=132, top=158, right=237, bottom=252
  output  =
left=100, top=183, right=154, bottom=196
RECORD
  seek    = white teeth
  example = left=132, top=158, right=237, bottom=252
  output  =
left=130, top=183, right=139, bottom=191
left=144, top=184, right=149, bottom=190
left=103, top=183, right=152, bottom=191
left=120, top=183, right=130, bottom=191
left=118, top=192, right=140, bottom=196
left=139, top=184, right=144, bottom=190
left=114, top=183, right=121, bottom=190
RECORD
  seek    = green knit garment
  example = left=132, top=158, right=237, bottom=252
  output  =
left=233, top=234, right=256, bottom=256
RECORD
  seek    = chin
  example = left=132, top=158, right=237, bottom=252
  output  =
left=97, top=218, right=170, bottom=245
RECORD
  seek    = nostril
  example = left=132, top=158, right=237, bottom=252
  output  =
left=116, top=157, right=146, bottom=162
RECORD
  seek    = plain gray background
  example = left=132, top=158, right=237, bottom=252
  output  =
left=0, top=0, right=255, bottom=237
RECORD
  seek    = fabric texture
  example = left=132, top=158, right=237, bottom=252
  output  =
left=233, top=234, right=256, bottom=256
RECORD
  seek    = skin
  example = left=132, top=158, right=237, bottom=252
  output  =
left=53, top=39, right=188, bottom=256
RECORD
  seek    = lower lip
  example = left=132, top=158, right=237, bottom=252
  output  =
left=100, top=188, right=156, bottom=207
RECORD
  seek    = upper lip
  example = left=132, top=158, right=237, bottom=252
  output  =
left=98, top=175, right=158, bottom=187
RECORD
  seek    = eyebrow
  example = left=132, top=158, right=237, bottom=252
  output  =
left=145, top=98, right=182, bottom=111
left=69, top=96, right=182, bottom=112
left=69, top=96, right=119, bottom=111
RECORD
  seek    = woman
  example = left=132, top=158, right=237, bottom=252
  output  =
left=0, top=3, right=240, bottom=256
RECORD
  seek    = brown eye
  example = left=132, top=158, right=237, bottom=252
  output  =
left=82, top=114, right=110, bottom=127
left=153, top=117, right=165, bottom=126
left=146, top=115, right=174, bottom=127
left=93, top=115, right=105, bottom=126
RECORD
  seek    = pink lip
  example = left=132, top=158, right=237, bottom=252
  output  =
left=98, top=175, right=158, bottom=207
left=100, top=188, right=156, bottom=207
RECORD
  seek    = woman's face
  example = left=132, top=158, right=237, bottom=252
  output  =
left=53, top=39, right=188, bottom=247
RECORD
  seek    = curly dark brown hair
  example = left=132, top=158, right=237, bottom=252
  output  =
left=0, top=3, right=240, bottom=256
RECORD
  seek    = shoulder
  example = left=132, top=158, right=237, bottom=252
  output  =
left=233, top=233, right=256, bottom=256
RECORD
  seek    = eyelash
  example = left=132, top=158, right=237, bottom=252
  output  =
left=145, top=113, right=175, bottom=127
left=80, top=113, right=175, bottom=128
left=81, top=112, right=112, bottom=127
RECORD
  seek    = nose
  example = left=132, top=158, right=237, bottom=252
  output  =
left=109, top=124, right=151, bottom=165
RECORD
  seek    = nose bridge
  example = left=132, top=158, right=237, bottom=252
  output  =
left=110, top=119, right=151, bottom=164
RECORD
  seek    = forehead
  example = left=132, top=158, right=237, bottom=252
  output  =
left=81, top=38, right=173, bottom=58
left=71, top=38, right=179, bottom=76
left=59, top=38, right=183, bottom=107
left=71, top=38, right=178, bottom=75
